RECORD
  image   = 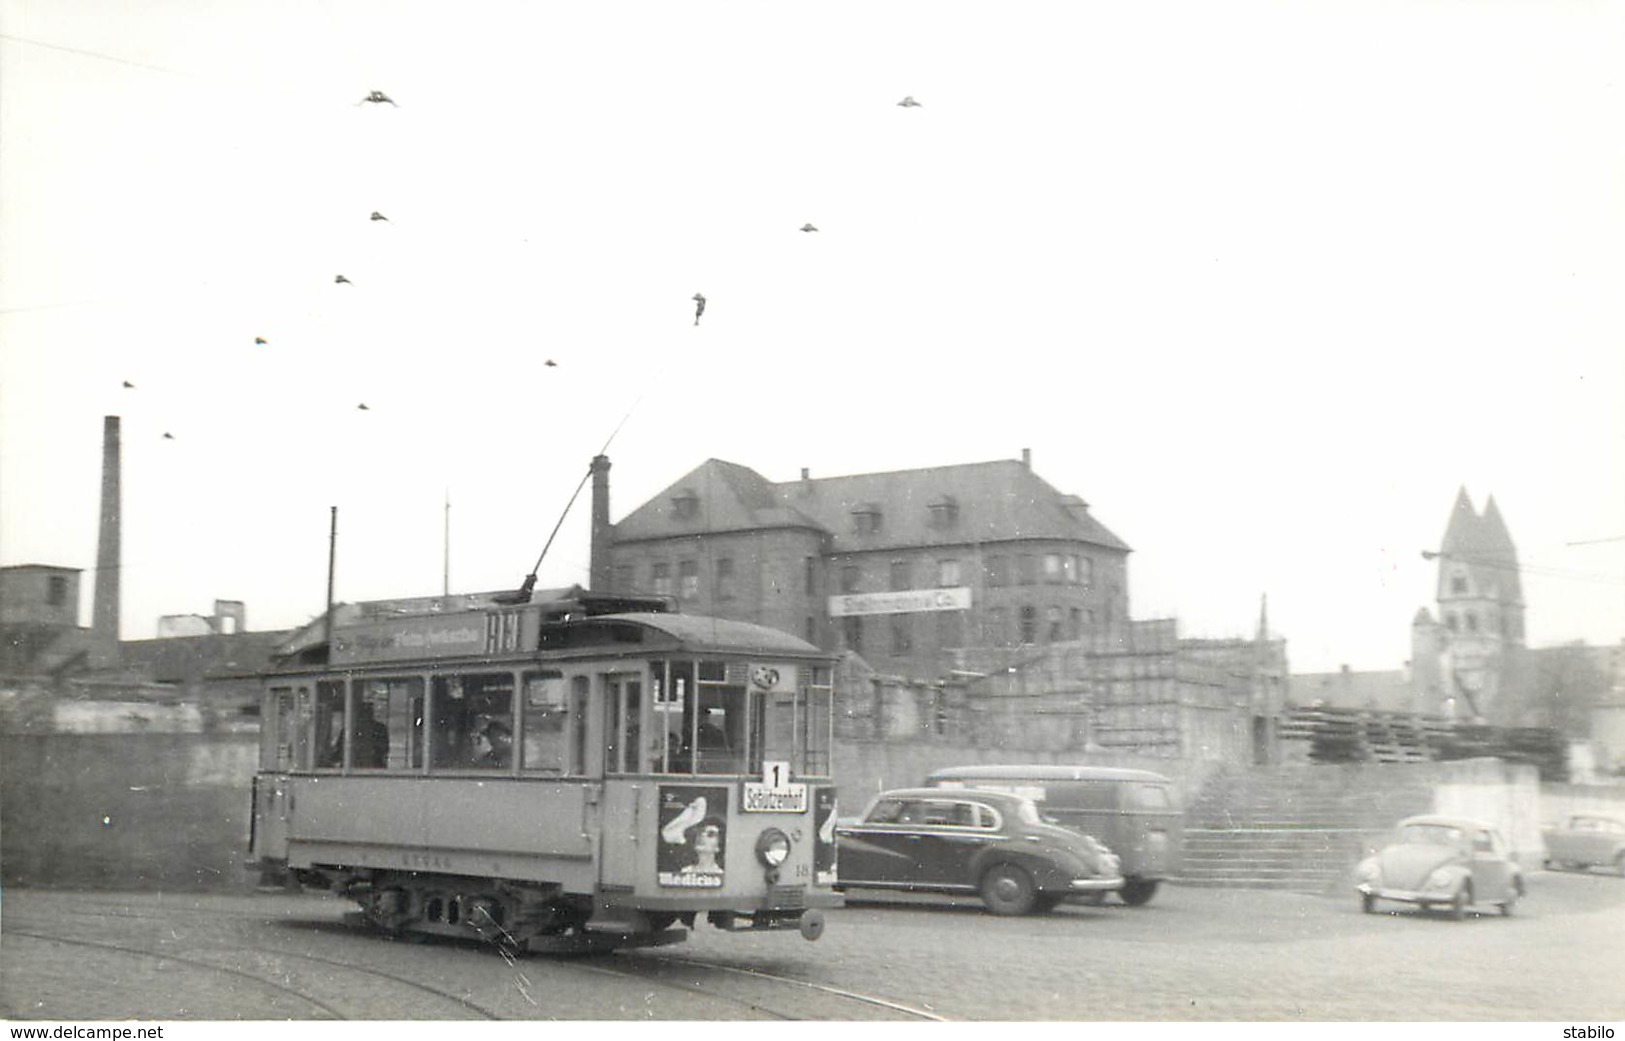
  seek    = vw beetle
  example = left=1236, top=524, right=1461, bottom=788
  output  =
left=1354, top=814, right=1524, bottom=919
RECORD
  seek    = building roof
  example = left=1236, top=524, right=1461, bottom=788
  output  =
left=613, top=457, right=1131, bottom=554
left=119, top=629, right=291, bottom=683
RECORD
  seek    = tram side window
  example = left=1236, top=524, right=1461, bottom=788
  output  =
left=314, top=681, right=345, bottom=768
left=353, top=677, right=422, bottom=770
left=432, top=672, right=515, bottom=770
left=521, top=670, right=570, bottom=775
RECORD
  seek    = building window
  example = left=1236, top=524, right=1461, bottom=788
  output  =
left=715, top=558, right=735, bottom=601
left=928, top=496, right=959, bottom=529
left=651, top=563, right=672, bottom=596
left=1047, top=606, right=1063, bottom=642
left=47, top=575, right=68, bottom=607
left=678, top=560, right=699, bottom=599
left=1018, top=554, right=1036, bottom=585
left=986, top=555, right=1008, bottom=588
left=890, top=560, right=912, bottom=591
left=851, top=505, right=883, bottom=534
left=1043, top=554, right=1062, bottom=583
left=805, top=557, right=818, bottom=596
left=1019, top=606, right=1037, bottom=644
left=841, top=565, right=861, bottom=594
left=1451, top=572, right=1468, bottom=595
left=1078, top=556, right=1093, bottom=587
left=1070, top=607, right=1082, bottom=640
left=1465, top=612, right=1478, bottom=633
left=987, top=607, right=1006, bottom=644
left=1445, top=612, right=1459, bottom=632
left=671, top=490, right=699, bottom=520
left=1062, top=555, right=1076, bottom=584
left=614, top=565, right=634, bottom=593
left=890, top=616, right=912, bottom=656
left=937, top=559, right=961, bottom=587
left=843, top=616, right=863, bottom=653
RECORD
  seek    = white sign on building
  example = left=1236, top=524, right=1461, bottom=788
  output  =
left=827, top=587, right=972, bottom=618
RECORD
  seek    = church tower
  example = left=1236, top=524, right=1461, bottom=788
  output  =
left=1420, top=487, right=1525, bottom=720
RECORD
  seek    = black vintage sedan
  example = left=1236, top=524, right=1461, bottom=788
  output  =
left=833, top=787, right=1124, bottom=915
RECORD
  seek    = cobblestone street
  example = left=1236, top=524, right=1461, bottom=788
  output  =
left=5, top=870, right=1623, bottom=1021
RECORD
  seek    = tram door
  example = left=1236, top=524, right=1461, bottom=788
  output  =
left=254, top=683, right=309, bottom=860
left=597, top=671, right=647, bottom=890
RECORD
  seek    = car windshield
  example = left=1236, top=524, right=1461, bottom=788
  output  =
left=1401, top=823, right=1465, bottom=847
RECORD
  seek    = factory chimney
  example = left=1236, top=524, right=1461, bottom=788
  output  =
left=589, top=454, right=612, bottom=591
left=91, top=415, right=121, bottom=661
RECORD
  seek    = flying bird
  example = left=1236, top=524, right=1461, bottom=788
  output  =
left=370, top=211, right=389, bottom=222
left=335, top=274, right=353, bottom=285
left=692, top=292, right=706, bottom=326
left=357, top=403, right=370, bottom=411
left=359, top=91, right=397, bottom=106
left=800, top=223, right=819, bottom=232
left=122, top=380, right=135, bottom=389
left=254, top=337, right=268, bottom=345
left=162, top=432, right=175, bottom=440
left=897, top=95, right=922, bottom=107
left=544, top=359, right=557, bottom=367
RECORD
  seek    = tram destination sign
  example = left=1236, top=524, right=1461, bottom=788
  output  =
left=827, top=587, right=971, bottom=618
left=742, top=760, right=808, bottom=813
left=331, top=606, right=539, bottom=665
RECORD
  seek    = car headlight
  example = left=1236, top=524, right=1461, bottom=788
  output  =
left=1426, top=868, right=1454, bottom=889
left=1356, top=858, right=1381, bottom=883
left=756, top=828, right=792, bottom=868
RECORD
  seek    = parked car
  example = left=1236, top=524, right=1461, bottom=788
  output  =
left=1542, top=814, right=1625, bottom=875
left=833, top=787, right=1124, bottom=915
left=1354, top=814, right=1525, bottom=918
left=925, top=764, right=1183, bottom=906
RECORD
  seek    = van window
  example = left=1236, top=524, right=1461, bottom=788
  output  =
left=1131, top=784, right=1172, bottom=809
left=1069, top=783, right=1117, bottom=811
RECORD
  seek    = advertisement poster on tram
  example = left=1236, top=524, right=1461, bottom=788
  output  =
left=814, top=787, right=838, bottom=886
left=657, top=785, right=729, bottom=888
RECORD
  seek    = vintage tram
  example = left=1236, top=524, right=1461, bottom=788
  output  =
left=249, top=586, right=840, bottom=953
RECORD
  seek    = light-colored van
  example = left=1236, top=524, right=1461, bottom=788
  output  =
left=925, top=764, right=1183, bottom=906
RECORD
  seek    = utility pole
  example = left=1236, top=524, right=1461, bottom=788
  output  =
left=325, top=506, right=337, bottom=652
left=443, top=490, right=451, bottom=596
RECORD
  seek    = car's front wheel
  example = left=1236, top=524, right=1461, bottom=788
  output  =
left=979, top=864, right=1037, bottom=916
left=1449, top=886, right=1469, bottom=921
left=1119, top=879, right=1160, bottom=907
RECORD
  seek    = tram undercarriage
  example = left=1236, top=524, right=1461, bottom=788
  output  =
left=293, top=865, right=824, bottom=953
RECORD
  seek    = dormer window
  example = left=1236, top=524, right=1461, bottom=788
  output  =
left=928, top=496, right=959, bottom=529
left=852, top=504, right=883, bottom=534
left=1450, top=571, right=1468, bottom=595
left=671, top=489, right=699, bottom=520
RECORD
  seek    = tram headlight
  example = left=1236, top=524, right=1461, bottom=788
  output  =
left=756, top=828, right=792, bottom=868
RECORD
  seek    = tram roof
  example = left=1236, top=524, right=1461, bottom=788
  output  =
left=555, top=612, right=824, bottom=658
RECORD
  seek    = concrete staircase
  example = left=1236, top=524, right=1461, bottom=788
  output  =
left=1176, top=764, right=1437, bottom=893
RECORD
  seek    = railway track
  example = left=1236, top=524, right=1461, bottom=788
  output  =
left=2, top=892, right=943, bottom=1021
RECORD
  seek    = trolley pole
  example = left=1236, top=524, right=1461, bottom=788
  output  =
left=325, top=505, right=337, bottom=652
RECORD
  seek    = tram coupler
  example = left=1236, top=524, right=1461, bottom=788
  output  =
left=706, top=909, right=825, bottom=940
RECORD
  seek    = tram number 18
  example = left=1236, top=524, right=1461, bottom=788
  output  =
left=485, top=610, right=523, bottom=654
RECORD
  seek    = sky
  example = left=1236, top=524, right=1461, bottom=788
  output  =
left=2, top=0, right=1622, bottom=675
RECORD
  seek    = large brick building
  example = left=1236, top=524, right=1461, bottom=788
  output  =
left=602, top=450, right=1132, bottom=680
